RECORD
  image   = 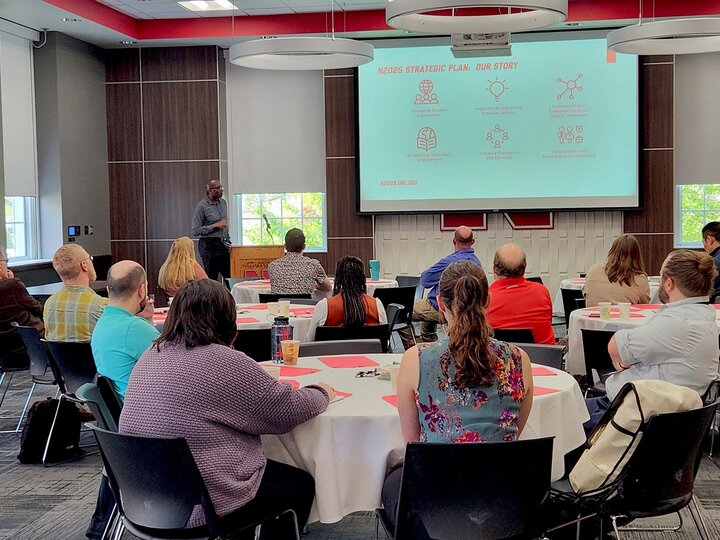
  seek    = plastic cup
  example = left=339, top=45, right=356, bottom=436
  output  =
left=369, top=259, right=381, bottom=281
left=278, top=300, right=291, bottom=317
left=389, top=365, right=401, bottom=391
left=281, top=340, right=300, bottom=366
left=617, top=302, right=631, bottom=319
left=598, top=302, right=612, bottom=320
left=260, top=364, right=280, bottom=380
left=267, top=302, right=279, bottom=315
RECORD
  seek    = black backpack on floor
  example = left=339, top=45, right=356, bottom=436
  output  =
left=17, top=398, right=84, bottom=464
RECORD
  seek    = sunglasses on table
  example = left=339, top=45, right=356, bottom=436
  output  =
left=355, top=369, right=380, bottom=378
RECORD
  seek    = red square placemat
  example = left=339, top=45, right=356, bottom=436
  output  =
left=531, top=366, right=557, bottom=377
left=534, top=386, right=560, bottom=396
left=382, top=395, right=398, bottom=408
left=317, top=355, right=379, bottom=368
left=279, top=366, right=321, bottom=377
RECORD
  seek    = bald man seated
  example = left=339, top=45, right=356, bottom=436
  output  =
left=91, top=260, right=159, bottom=398
left=486, top=243, right=555, bottom=345
left=400, top=226, right=482, bottom=346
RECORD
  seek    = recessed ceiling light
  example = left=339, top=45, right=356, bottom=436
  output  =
left=178, top=0, right=237, bottom=12
left=121, top=41, right=137, bottom=45
left=61, top=17, right=81, bottom=22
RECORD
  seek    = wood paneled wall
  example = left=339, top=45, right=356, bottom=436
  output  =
left=105, top=46, right=226, bottom=305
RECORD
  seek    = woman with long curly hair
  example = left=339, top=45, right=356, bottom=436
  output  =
left=583, top=235, right=650, bottom=306
left=306, top=256, right=387, bottom=340
left=157, top=236, right=208, bottom=297
left=380, top=261, right=533, bottom=531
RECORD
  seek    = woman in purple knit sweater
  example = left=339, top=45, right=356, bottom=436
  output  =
left=119, top=279, right=335, bottom=538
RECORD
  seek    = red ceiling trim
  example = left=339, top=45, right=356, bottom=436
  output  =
left=42, top=0, right=720, bottom=42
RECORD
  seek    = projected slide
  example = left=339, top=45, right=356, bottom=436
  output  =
left=357, top=38, right=639, bottom=213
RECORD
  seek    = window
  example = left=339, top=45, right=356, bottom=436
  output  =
left=5, top=196, right=38, bottom=261
left=675, top=184, right=720, bottom=248
left=235, top=192, right=327, bottom=252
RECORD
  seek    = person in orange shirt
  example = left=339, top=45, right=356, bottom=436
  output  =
left=486, top=243, right=555, bottom=345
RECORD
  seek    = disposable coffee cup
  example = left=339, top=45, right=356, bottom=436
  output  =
left=281, top=340, right=300, bottom=366
left=267, top=302, right=279, bottom=315
left=598, top=302, right=612, bottom=320
left=278, top=300, right=291, bottom=317
left=369, top=259, right=381, bottom=281
left=389, top=365, right=401, bottom=391
left=617, top=302, right=631, bottom=319
left=260, top=364, right=280, bottom=380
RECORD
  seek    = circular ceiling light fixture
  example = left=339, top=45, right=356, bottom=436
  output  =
left=229, top=37, right=374, bottom=70
left=607, top=18, right=720, bottom=55
left=386, top=0, right=568, bottom=34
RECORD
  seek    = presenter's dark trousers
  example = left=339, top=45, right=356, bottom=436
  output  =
left=199, top=237, right=230, bottom=283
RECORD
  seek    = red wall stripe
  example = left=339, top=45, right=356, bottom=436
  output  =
left=42, top=0, right=139, bottom=37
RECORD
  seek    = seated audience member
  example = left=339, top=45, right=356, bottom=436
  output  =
left=91, top=260, right=158, bottom=397
left=157, top=236, right=208, bottom=297
left=382, top=261, right=533, bottom=531
left=400, top=226, right=481, bottom=347
left=701, top=221, right=720, bottom=300
left=583, top=235, right=650, bottom=307
left=120, top=279, right=334, bottom=537
left=585, top=249, right=719, bottom=429
left=44, top=244, right=108, bottom=342
left=486, top=243, right=555, bottom=345
left=0, top=246, right=44, bottom=367
left=306, top=256, right=387, bottom=341
left=268, top=228, right=332, bottom=295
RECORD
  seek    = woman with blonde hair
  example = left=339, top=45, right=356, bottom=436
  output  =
left=380, top=261, right=533, bottom=532
left=583, top=235, right=650, bottom=306
left=158, top=237, right=208, bottom=297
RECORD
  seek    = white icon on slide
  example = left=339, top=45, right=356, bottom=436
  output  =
left=417, top=127, right=437, bottom=151
left=415, top=79, right=439, bottom=105
left=556, top=73, right=583, bottom=100
left=557, top=125, right=585, bottom=144
left=487, top=78, right=508, bottom=101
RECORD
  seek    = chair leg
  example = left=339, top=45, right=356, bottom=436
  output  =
left=14, top=382, right=36, bottom=434
left=42, top=394, right=64, bottom=466
left=101, top=505, right=119, bottom=540
left=285, top=509, right=300, bottom=540
left=615, top=511, right=683, bottom=534
left=0, top=371, right=13, bottom=410
left=111, top=519, right=125, bottom=540
left=689, top=495, right=711, bottom=540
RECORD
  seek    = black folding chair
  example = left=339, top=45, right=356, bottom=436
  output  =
left=91, top=427, right=301, bottom=540
left=395, top=276, right=420, bottom=288
left=233, top=328, right=272, bottom=361
left=580, top=329, right=616, bottom=396
left=299, top=339, right=383, bottom=357
left=511, top=342, right=565, bottom=370
left=376, top=437, right=554, bottom=540
left=527, top=276, right=544, bottom=284
left=315, top=324, right=390, bottom=353
left=561, top=287, right=585, bottom=328
left=374, top=287, right=417, bottom=348
left=493, top=327, right=536, bottom=344
left=258, top=293, right=311, bottom=303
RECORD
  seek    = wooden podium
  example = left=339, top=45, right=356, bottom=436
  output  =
left=230, top=245, right=284, bottom=278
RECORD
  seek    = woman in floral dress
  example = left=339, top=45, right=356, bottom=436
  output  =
left=381, top=260, right=534, bottom=529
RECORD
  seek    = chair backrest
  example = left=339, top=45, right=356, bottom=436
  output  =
left=258, top=292, right=311, bottom=303
left=526, top=276, right=544, bottom=285
left=575, top=297, right=586, bottom=309
left=12, top=322, right=53, bottom=377
left=44, top=340, right=97, bottom=395
left=395, top=438, right=554, bottom=540
left=395, top=275, right=420, bottom=288
left=76, top=383, right=118, bottom=432
left=510, top=342, right=564, bottom=369
left=561, top=288, right=585, bottom=327
left=493, top=328, right=536, bottom=344
left=580, top=328, right=615, bottom=388
left=373, top=287, right=417, bottom=325
left=611, top=402, right=717, bottom=517
left=280, top=297, right=318, bottom=305
left=91, top=426, right=220, bottom=535
left=298, top=339, right=383, bottom=357
left=233, top=328, right=272, bottom=361
left=385, top=303, right=404, bottom=334
left=315, top=324, right=390, bottom=353
left=97, top=375, right=124, bottom=423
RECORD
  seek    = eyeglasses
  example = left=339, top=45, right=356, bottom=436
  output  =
left=355, top=369, right=380, bottom=378
left=211, top=186, right=224, bottom=191
left=84, top=255, right=94, bottom=262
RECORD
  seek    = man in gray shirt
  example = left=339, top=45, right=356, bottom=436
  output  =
left=191, top=179, right=231, bottom=282
left=585, top=249, right=719, bottom=429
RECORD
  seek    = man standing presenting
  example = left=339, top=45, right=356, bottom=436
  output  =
left=269, top=228, right=332, bottom=295
left=486, top=243, right=555, bottom=345
left=44, top=244, right=107, bottom=342
left=402, top=226, right=482, bottom=345
left=191, top=179, right=231, bottom=282
left=701, top=221, right=720, bottom=300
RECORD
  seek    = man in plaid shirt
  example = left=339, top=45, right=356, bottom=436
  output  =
left=44, top=244, right=107, bottom=342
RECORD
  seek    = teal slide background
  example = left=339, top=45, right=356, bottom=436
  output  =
left=358, top=38, right=638, bottom=212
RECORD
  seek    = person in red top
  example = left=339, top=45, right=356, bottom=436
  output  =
left=486, top=243, right=555, bottom=345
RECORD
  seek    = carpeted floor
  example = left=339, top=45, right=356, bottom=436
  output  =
left=0, top=371, right=718, bottom=539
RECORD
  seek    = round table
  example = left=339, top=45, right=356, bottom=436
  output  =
left=552, top=277, right=661, bottom=316
left=261, top=353, right=588, bottom=524
left=152, top=303, right=316, bottom=342
left=231, top=278, right=399, bottom=304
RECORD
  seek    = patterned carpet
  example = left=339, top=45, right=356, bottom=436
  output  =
left=0, top=372, right=718, bottom=539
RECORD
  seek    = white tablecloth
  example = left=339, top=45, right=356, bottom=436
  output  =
left=261, top=354, right=588, bottom=524
left=152, top=303, right=315, bottom=342
left=552, top=277, right=661, bottom=317
left=231, top=278, right=399, bottom=304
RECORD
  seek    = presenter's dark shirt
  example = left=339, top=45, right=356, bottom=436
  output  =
left=191, top=196, right=228, bottom=239
left=710, top=246, right=720, bottom=299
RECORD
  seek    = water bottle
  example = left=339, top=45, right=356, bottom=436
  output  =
left=270, top=316, right=293, bottom=363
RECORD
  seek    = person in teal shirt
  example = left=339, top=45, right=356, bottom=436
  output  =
left=91, top=260, right=158, bottom=397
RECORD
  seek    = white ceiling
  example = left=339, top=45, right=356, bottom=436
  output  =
left=96, top=0, right=388, bottom=19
